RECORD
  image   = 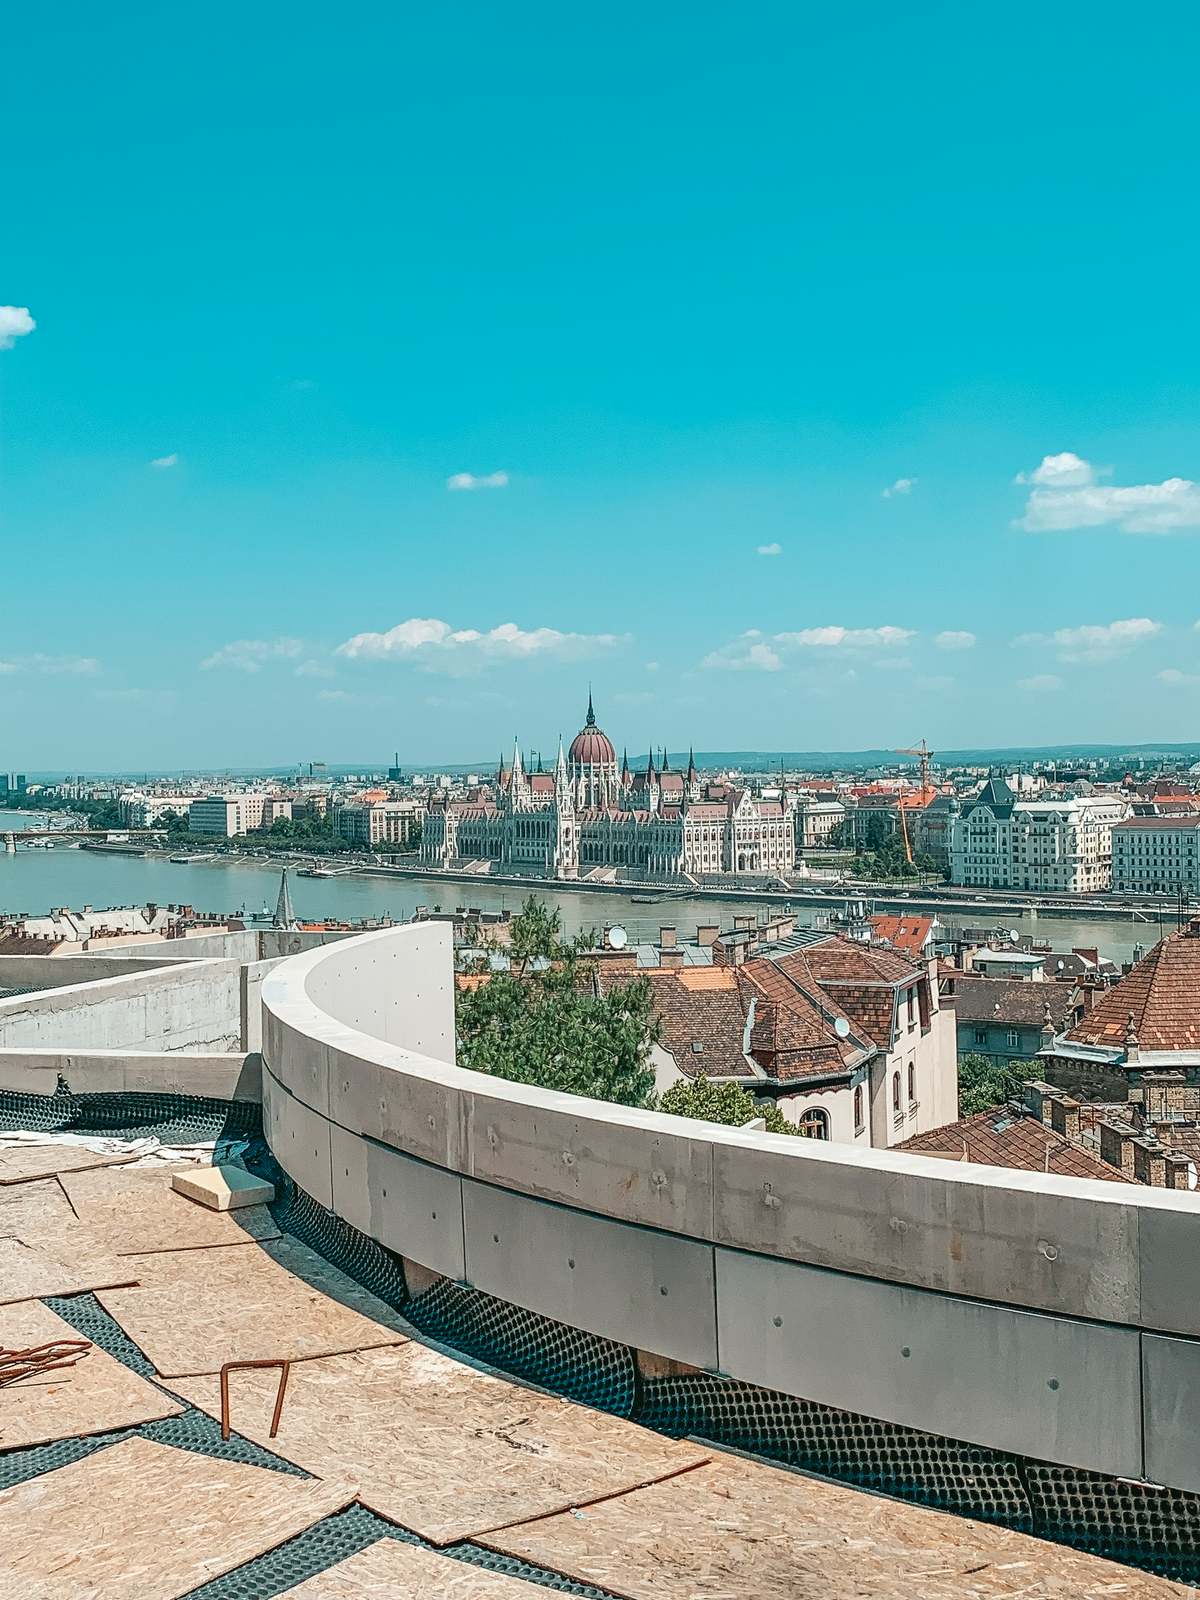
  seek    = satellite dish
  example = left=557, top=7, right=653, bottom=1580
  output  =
left=607, top=924, right=628, bottom=950
left=834, top=1017, right=851, bottom=1039
left=1009, top=929, right=1020, bottom=944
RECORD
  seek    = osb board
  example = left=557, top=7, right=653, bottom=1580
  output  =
left=482, top=1456, right=1189, bottom=1600
left=59, top=1165, right=279, bottom=1256
left=276, top=1540, right=549, bottom=1598
left=172, top=1340, right=707, bottom=1545
left=0, top=1236, right=138, bottom=1307
left=95, top=1237, right=410, bottom=1377
left=0, top=1146, right=136, bottom=1185
left=0, top=1175, right=76, bottom=1235
left=0, top=1434, right=356, bottom=1600
left=0, top=1299, right=181, bottom=1450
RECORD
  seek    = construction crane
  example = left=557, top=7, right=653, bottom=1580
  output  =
left=894, top=740, right=936, bottom=865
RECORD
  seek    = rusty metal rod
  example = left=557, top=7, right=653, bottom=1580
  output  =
left=219, top=1357, right=292, bottom=1442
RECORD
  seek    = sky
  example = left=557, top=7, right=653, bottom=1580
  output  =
left=5, top=1, right=1200, bottom=770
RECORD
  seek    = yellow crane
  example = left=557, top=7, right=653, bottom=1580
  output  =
left=893, top=740, right=935, bottom=865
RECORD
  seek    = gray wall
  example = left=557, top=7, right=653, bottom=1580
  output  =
left=0, top=1047, right=260, bottom=1102
left=260, top=923, right=1200, bottom=1493
left=0, top=960, right=243, bottom=1053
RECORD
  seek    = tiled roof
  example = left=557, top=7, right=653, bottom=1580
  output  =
left=1113, top=815, right=1200, bottom=831
left=1066, top=922, right=1200, bottom=1051
left=898, top=1109, right=1134, bottom=1183
left=952, top=977, right=1076, bottom=1029
left=868, top=914, right=935, bottom=960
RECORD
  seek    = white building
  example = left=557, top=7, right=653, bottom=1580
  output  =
left=1111, top=816, right=1200, bottom=894
left=188, top=793, right=290, bottom=837
left=949, top=779, right=1126, bottom=892
left=334, top=800, right=426, bottom=848
left=118, top=792, right=195, bottom=827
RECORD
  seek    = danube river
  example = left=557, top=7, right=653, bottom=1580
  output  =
left=0, top=821, right=1168, bottom=964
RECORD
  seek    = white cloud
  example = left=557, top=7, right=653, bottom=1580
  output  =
left=775, top=625, right=915, bottom=650
left=1011, top=617, right=1162, bottom=663
left=0, top=307, right=35, bottom=350
left=446, top=471, right=509, bottom=492
left=150, top=452, right=179, bottom=469
left=702, top=635, right=784, bottom=673
left=335, top=617, right=624, bottom=672
left=200, top=637, right=304, bottom=672
left=1017, top=452, right=1200, bottom=533
left=644, top=660, right=660, bottom=672
left=1017, top=674, right=1063, bottom=692
left=756, top=542, right=783, bottom=556
left=318, top=689, right=351, bottom=703
left=935, top=630, right=976, bottom=652
left=1158, top=668, right=1200, bottom=687
left=0, top=654, right=98, bottom=676
left=882, top=477, right=916, bottom=498
left=703, top=624, right=915, bottom=672
left=294, top=658, right=334, bottom=679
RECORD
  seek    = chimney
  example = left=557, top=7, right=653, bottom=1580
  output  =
left=696, top=924, right=719, bottom=947
left=1079, top=980, right=1098, bottom=1014
left=659, top=947, right=686, bottom=969
left=1022, top=1081, right=1059, bottom=1125
left=659, top=926, right=677, bottom=948
left=1132, top=1137, right=1168, bottom=1188
left=733, top=915, right=755, bottom=933
left=1164, top=1153, right=1193, bottom=1191
left=1099, top=1120, right=1137, bottom=1178
left=1049, top=1095, right=1081, bottom=1144
left=1124, top=1011, right=1140, bottom=1065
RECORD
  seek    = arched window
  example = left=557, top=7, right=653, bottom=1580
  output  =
left=891, top=1072, right=901, bottom=1113
left=853, top=1085, right=864, bottom=1131
left=908, top=1062, right=916, bottom=1102
left=797, top=1107, right=829, bottom=1140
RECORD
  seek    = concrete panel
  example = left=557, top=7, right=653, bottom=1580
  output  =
left=462, top=1083, right=715, bottom=1238
left=263, top=1067, right=333, bottom=1210
left=462, top=1181, right=718, bottom=1370
left=716, top=1247, right=1143, bottom=1478
left=330, top=1124, right=465, bottom=1280
left=0, top=961, right=243, bottom=1055
left=1137, top=1202, right=1200, bottom=1338
left=0, top=1048, right=259, bottom=1102
left=327, top=1046, right=464, bottom=1172
left=266, top=1013, right=332, bottom=1118
left=1142, top=1333, right=1200, bottom=1492
left=712, top=1134, right=1142, bottom=1324
left=303, top=924, right=455, bottom=1064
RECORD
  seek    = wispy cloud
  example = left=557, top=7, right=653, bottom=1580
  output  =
left=335, top=617, right=624, bottom=674
left=1017, top=674, right=1063, bottom=692
left=0, top=653, right=98, bottom=676
left=294, top=659, right=335, bottom=679
left=1017, top=453, right=1200, bottom=534
left=1158, top=668, right=1200, bottom=687
left=150, top=452, right=179, bottom=469
left=446, top=471, right=509, bottom=492
left=882, top=477, right=916, bottom=498
left=1013, top=617, right=1161, bottom=663
left=703, top=624, right=915, bottom=673
left=93, top=687, right=177, bottom=708
left=775, top=625, right=915, bottom=650
left=0, top=307, right=35, bottom=350
left=934, top=630, right=976, bottom=652
left=200, top=638, right=304, bottom=672
left=756, top=542, right=783, bottom=557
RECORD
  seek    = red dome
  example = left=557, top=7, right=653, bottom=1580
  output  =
left=568, top=695, right=616, bottom=766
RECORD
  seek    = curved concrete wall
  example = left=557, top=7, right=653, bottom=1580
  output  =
left=260, top=922, right=1200, bottom=1495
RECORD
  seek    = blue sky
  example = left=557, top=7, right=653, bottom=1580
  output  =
left=5, top=1, right=1200, bottom=769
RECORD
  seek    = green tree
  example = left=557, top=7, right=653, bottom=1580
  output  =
left=656, top=1074, right=799, bottom=1134
left=455, top=897, right=658, bottom=1107
left=957, top=1052, right=1025, bottom=1116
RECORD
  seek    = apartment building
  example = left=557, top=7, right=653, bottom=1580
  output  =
left=949, top=779, right=1126, bottom=892
left=1111, top=816, right=1200, bottom=894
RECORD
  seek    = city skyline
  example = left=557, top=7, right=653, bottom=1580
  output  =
left=5, top=2, right=1200, bottom=765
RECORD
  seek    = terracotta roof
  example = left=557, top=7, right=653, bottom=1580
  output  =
left=953, top=977, right=1077, bottom=1029
left=1114, top=815, right=1200, bottom=830
left=868, top=914, right=935, bottom=960
left=898, top=1109, right=1134, bottom=1183
left=1066, top=921, right=1200, bottom=1051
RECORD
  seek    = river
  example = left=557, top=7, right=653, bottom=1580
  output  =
left=0, top=830, right=1169, bottom=965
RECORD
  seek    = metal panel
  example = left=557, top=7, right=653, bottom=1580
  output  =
left=462, top=1180, right=718, bottom=1370
left=715, top=1247, right=1143, bottom=1477
left=1142, top=1333, right=1200, bottom=1492
left=330, top=1123, right=465, bottom=1280
left=263, top=1066, right=333, bottom=1210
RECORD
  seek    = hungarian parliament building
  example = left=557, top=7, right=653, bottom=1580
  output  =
left=421, top=696, right=796, bottom=880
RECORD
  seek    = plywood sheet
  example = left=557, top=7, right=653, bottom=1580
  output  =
left=60, top=1165, right=278, bottom=1255
left=96, top=1238, right=409, bottom=1377
left=0, top=1175, right=76, bottom=1236
left=483, top=1456, right=1188, bottom=1600
left=0, top=1236, right=138, bottom=1306
left=0, top=1434, right=355, bottom=1600
left=0, top=1145, right=135, bottom=1185
left=172, top=1340, right=707, bottom=1545
left=0, top=1299, right=180, bottom=1449
left=277, top=1540, right=547, bottom=1598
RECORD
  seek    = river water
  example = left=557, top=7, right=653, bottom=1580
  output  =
left=0, top=822, right=1166, bottom=964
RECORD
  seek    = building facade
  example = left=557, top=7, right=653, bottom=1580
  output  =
left=949, top=779, right=1126, bottom=892
left=334, top=800, right=426, bottom=848
left=1111, top=817, right=1200, bottom=894
left=421, top=696, right=797, bottom=881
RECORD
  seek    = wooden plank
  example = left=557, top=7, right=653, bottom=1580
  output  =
left=0, top=1300, right=181, bottom=1449
left=172, top=1340, right=707, bottom=1545
left=276, top=1540, right=547, bottom=1598
left=59, top=1165, right=279, bottom=1256
left=0, top=1434, right=355, bottom=1600
left=482, top=1455, right=1188, bottom=1600
left=95, top=1238, right=409, bottom=1377
left=0, top=1236, right=138, bottom=1306
left=0, top=1146, right=136, bottom=1185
